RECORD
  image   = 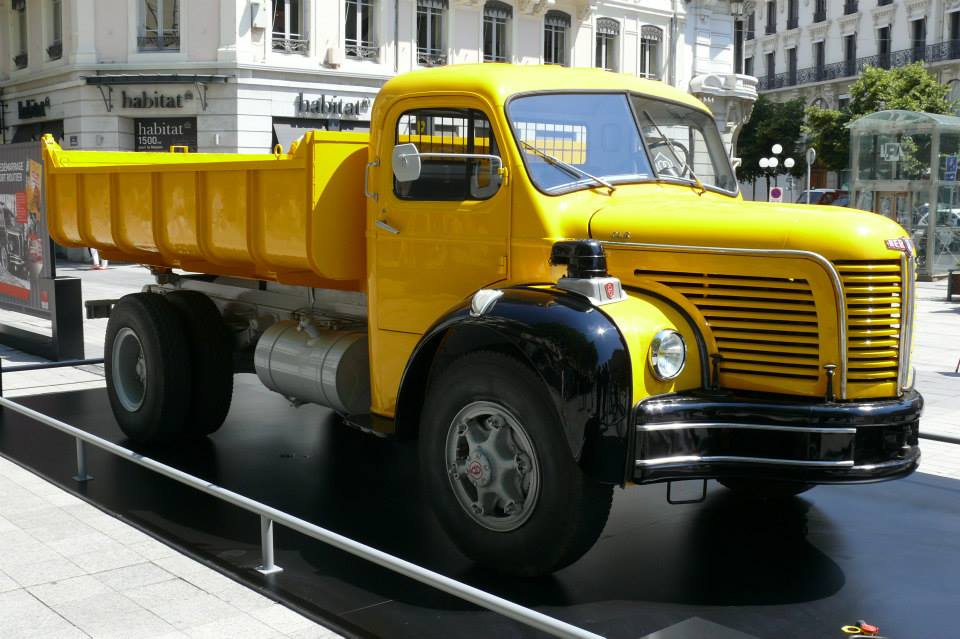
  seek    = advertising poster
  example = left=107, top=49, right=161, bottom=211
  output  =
left=0, top=142, right=54, bottom=317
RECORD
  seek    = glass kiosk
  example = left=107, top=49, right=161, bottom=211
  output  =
left=849, top=110, right=960, bottom=279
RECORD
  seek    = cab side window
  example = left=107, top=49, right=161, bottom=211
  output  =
left=394, top=108, right=501, bottom=201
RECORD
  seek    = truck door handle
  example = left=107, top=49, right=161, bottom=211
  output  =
left=375, top=219, right=400, bottom=235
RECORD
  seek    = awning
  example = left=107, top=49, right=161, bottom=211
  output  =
left=273, top=121, right=318, bottom=151
left=11, top=120, right=63, bottom=144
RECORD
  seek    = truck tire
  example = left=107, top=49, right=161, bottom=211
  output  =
left=419, top=351, right=614, bottom=576
left=105, top=293, right=192, bottom=445
left=165, top=290, right=234, bottom=436
left=718, top=478, right=814, bottom=499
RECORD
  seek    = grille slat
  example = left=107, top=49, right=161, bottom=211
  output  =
left=837, top=260, right=903, bottom=390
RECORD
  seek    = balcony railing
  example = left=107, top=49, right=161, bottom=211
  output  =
left=417, top=49, right=447, bottom=67
left=758, top=39, right=960, bottom=91
left=138, top=33, right=180, bottom=51
left=844, top=1, right=858, bottom=15
left=345, top=42, right=378, bottom=61
left=272, top=34, right=308, bottom=54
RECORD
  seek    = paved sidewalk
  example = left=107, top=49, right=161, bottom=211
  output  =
left=0, top=263, right=342, bottom=639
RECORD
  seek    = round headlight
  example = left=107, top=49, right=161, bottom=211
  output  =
left=649, top=329, right=686, bottom=381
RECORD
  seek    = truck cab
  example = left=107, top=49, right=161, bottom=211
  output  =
left=42, top=65, right=921, bottom=577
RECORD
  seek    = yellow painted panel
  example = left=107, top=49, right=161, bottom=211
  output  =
left=202, top=170, right=249, bottom=264
left=157, top=172, right=200, bottom=260
left=114, top=173, right=157, bottom=254
left=46, top=174, right=79, bottom=247
left=78, top=173, right=113, bottom=245
left=369, top=329, right=420, bottom=418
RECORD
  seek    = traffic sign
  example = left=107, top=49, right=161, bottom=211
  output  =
left=769, top=186, right=783, bottom=203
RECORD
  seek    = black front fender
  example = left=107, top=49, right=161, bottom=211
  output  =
left=395, top=286, right=632, bottom=484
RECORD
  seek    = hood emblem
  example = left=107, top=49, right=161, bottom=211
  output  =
left=885, top=237, right=915, bottom=256
left=610, top=231, right=632, bottom=241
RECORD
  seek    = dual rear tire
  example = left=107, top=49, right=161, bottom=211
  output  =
left=105, top=291, right=233, bottom=445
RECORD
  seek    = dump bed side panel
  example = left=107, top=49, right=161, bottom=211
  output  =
left=42, top=132, right=368, bottom=290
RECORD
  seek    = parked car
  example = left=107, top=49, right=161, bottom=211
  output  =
left=796, top=189, right=848, bottom=205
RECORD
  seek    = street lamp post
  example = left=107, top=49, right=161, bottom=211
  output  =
left=759, top=144, right=794, bottom=202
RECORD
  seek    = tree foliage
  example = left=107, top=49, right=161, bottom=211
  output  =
left=803, top=63, right=955, bottom=172
left=736, top=96, right=806, bottom=182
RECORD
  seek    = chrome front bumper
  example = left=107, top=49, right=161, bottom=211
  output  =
left=631, top=390, right=922, bottom=485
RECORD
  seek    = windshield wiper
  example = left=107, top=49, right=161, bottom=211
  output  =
left=642, top=110, right=706, bottom=196
left=520, top=141, right=616, bottom=195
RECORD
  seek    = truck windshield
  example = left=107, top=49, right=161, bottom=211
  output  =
left=507, top=93, right=737, bottom=195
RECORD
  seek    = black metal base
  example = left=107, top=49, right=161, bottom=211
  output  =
left=0, top=376, right=957, bottom=639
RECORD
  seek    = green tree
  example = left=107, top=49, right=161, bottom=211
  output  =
left=803, top=62, right=955, bottom=172
left=736, top=96, right=806, bottom=183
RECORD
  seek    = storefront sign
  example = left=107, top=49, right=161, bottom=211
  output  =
left=122, top=90, right=193, bottom=109
left=296, top=93, right=371, bottom=118
left=134, top=117, right=197, bottom=152
left=17, top=97, right=51, bottom=120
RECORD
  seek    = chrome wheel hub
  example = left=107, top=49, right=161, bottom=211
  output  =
left=444, top=401, right=541, bottom=532
left=112, top=327, right=147, bottom=412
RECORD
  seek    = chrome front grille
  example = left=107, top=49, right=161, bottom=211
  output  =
left=633, top=270, right=822, bottom=381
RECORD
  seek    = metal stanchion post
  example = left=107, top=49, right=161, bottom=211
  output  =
left=73, top=439, right=93, bottom=482
left=256, top=515, right=283, bottom=575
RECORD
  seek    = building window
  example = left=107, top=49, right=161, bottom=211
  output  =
left=746, top=12, right=755, bottom=40
left=640, top=25, right=662, bottom=80
left=47, top=0, right=63, bottom=59
left=911, top=18, right=926, bottom=62
left=544, top=10, right=569, bottom=66
left=787, top=47, right=797, bottom=85
left=787, top=0, right=798, bottom=30
left=13, top=0, right=27, bottom=68
left=734, top=19, right=744, bottom=73
left=139, top=0, right=180, bottom=51
left=271, top=0, right=306, bottom=54
left=878, top=26, right=891, bottom=68
left=595, top=18, right=619, bottom=72
left=765, top=1, right=776, bottom=35
left=346, top=0, right=377, bottom=60
left=744, top=56, right=754, bottom=77
left=814, top=41, right=825, bottom=80
left=844, top=34, right=856, bottom=76
left=483, top=1, right=511, bottom=62
left=813, top=0, right=826, bottom=23
left=843, top=1, right=858, bottom=16
left=417, top=0, right=446, bottom=67
left=765, top=51, right=775, bottom=85
left=950, top=12, right=960, bottom=59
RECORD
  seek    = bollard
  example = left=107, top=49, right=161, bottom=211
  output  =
left=72, top=439, right=93, bottom=482
left=256, top=515, right=283, bottom=575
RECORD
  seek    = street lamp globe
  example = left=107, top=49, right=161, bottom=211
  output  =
left=784, top=158, right=796, bottom=169
left=759, top=158, right=769, bottom=168
left=769, top=157, right=779, bottom=168
left=772, top=144, right=783, bottom=155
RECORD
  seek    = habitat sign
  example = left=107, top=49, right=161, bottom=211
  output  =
left=295, top=93, right=372, bottom=118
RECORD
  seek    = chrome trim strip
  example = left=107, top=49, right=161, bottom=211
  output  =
left=601, top=241, right=848, bottom=399
left=897, top=254, right=915, bottom=393
left=637, top=421, right=856, bottom=435
left=635, top=455, right=856, bottom=468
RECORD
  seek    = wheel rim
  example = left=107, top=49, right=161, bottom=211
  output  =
left=444, top=401, right=541, bottom=532
left=112, top=327, right=147, bottom=412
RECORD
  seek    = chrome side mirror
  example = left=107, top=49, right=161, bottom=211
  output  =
left=392, top=143, right=422, bottom=183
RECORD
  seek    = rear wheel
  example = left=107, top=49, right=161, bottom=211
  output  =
left=420, top=351, right=613, bottom=576
left=718, top=478, right=814, bottom=499
left=105, top=293, right=191, bottom=444
left=165, top=290, right=234, bottom=436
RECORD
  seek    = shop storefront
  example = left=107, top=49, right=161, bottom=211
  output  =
left=850, top=110, right=960, bottom=279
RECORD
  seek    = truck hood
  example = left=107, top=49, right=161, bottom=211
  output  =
left=588, top=192, right=910, bottom=262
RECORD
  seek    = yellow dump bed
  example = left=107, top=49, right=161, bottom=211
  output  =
left=42, top=132, right=368, bottom=291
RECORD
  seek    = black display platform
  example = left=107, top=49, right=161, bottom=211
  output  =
left=0, top=374, right=957, bottom=639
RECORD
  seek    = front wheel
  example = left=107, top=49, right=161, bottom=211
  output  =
left=419, top=351, right=613, bottom=577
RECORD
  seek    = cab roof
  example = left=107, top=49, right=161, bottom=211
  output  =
left=378, top=64, right=711, bottom=113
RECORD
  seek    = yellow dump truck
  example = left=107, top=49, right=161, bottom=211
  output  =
left=42, top=65, right=921, bottom=576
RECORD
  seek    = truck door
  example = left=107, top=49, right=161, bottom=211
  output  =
left=373, top=100, right=510, bottom=336
left=367, top=98, right=511, bottom=416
